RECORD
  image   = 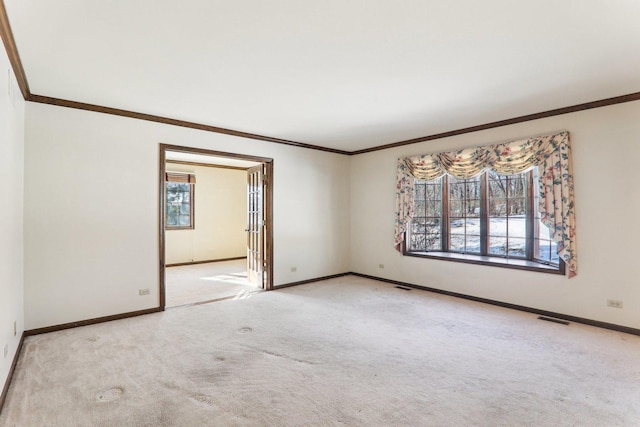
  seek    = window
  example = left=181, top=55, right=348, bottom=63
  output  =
left=407, top=169, right=563, bottom=273
left=165, top=173, right=195, bottom=229
left=487, top=171, right=527, bottom=258
left=395, top=132, right=576, bottom=277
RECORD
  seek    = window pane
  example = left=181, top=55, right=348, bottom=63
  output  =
left=450, top=218, right=465, bottom=230
left=535, top=239, right=559, bottom=264
left=426, top=199, right=441, bottom=216
left=487, top=170, right=531, bottom=260
left=488, top=172, right=507, bottom=199
left=425, top=233, right=442, bottom=251
left=508, top=238, right=526, bottom=258
left=490, top=198, right=507, bottom=216
left=466, top=199, right=480, bottom=217
left=489, top=236, right=507, bottom=255
left=410, top=218, right=442, bottom=252
left=466, top=234, right=481, bottom=254
left=450, top=200, right=464, bottom=217
left=550, top=243, right=559, bottom=264
left=508, top=198, right=526, bottom=216
left=536, top=239, right=551, bottom=262
left=466, top=184, right=481, bottom=201
left=508, top=175, right=526, bottom=198
left=450, top=217, right=479, bottom=254
left=449, top=183, right=465, bottom=200
left=178, top=215, right=191, bottom=226
left=426, top=218, right=442, bottom=250
left=425, top=183, right=441, bottom=199
left=449, top=174, right=479, bottom=254
left=489, top=217, right=507, bottom=237
left=465, top=218, right=480, bottom=236
left=425, top=218, right=441, bottom=233
left=410, top=233, right=425, bottom=250
left=450, top=234, right=465, bottom=252
left=410, top=179, right=443, bottom=252
left=508, top=216, right=526, bottom=238
left=537, top=219, right=552, bottom=240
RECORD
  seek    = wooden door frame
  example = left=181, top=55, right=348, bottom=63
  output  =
left=159, top=144, right=274, bottom=309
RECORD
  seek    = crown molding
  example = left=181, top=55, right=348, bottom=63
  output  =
left=27, top=91, right=640, bottom=156
left=350, top=91, right=640, bottom=155
left=28, top=94, right=351, bottom=155
left=0, top=0, right=29, bottom=98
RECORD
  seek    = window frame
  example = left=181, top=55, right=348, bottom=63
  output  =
left=165, top=177, right=195, bottom=230
left=404, top=170, right=565, bottom=275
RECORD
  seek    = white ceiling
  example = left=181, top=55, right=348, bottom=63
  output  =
left=5, top=0, right=640, bottom=152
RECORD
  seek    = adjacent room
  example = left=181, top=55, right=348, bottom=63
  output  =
left=2, top=1, right=640, bottom=425
left=163, top=149, right=265, bottom=307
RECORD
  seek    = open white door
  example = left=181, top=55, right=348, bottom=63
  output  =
left=246, top=164, right=265, bottom=288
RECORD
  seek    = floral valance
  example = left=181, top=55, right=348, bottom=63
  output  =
left=395, top=131, right=577, bottom=277
left=403, top=131, right=570, bottom=180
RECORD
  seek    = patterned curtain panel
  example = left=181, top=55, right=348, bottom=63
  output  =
left=395, top=131, right=577, bottom=277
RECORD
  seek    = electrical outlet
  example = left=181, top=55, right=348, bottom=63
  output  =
left=607, top=299, right=623, bottom=309
left=139, top=288, right=150, bottom=296
left=290, top=267, right=297, bottom=272
left=378, top=264, right=384, bottom=269
left=3, top=344, right=7, bottom=359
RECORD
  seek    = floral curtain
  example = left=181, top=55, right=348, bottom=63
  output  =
left=395, top=131, right=577, bottom=277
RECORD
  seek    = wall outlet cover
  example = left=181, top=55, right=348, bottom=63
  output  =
left=607, top=299, right=623, bottom=309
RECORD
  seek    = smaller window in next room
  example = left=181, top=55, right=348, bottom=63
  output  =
left=165, top=172, right=196, bottom=230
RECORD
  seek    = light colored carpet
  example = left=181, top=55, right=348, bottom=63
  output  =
left=2, top=276, right=640, bottom=426
left=165, top=259, right=258, bottom=307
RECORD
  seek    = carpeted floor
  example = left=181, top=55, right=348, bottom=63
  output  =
left=165, top=259, right=258, bottom=307
left=2, top=276, right=640, bottom=426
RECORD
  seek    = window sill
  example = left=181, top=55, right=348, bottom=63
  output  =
left=404, top=251, right=565, bottom=275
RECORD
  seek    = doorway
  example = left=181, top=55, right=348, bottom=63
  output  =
left=159, top=144, right=273, bottom=309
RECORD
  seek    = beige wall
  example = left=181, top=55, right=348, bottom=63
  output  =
left=165, top=164, right=246, bottom=264
left=351, top=100, right=640, bottom=329
left=24, top=102, right=351, bottom=330
left=0, top=55, right=25, bottom=391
